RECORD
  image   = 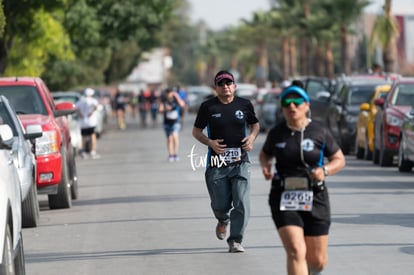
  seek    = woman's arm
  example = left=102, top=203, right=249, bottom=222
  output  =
left=259, top=150, right=274, bottom=180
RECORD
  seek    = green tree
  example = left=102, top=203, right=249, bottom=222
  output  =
left=0, top=0, right=5, bottom=38
left=370, top=0, right=399, bottom=72
left=1, top=0, right=179, bottom=88
left=0, top=0, right=65, bottom=74
left=325, top=0, right=370, bottom=74
left=5, top=8, right=74, bottom=76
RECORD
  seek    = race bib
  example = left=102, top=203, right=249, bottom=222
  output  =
left=280, top=190, right=313, bottom=211
left=166, top=109, right=179, bottom=120
left=220, top=147, right=241, bottom=163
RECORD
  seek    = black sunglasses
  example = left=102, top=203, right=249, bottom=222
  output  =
left=281, top=97, right=306, bottom=107
left=216, top=81, right=234, bottom=87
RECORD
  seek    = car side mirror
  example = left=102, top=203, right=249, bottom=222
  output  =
left=0, top=124, right=13, bottom=149
left=316, top=91, right=331, bottom=102
left=54, top=102, right=76, bottom=117
left=374, top=97, right=385, bottom=107
left=359, top=103, right=370, bottom=111
left=24, top=124, right=43, bottom=140
left=408, top=108, right=414, bottom=118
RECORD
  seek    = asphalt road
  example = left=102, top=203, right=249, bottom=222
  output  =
left=23, top=113, right=414, bottom=275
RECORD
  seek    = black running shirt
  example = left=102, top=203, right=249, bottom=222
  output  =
left=262, top=121, right=340, bottom=178
left=194, top=96, right=259, bottom=166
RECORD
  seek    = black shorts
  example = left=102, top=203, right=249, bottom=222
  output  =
left=81, top=127, right=96, bottom=136
left=268, top=180, right=331, bottom=236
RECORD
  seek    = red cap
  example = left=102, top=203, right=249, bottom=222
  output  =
left=214, top=70, right=235, bottom=84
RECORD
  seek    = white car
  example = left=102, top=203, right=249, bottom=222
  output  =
left=0, top=124, right=26, bottom=273
left=235, top=83, right=258, bottom=102
left=0, top=96, right=43, bottom=228
left=52, top=91, right=83, bottom=154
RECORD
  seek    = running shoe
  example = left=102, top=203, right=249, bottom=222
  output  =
left=216, top=222, right=227, bottom=240
left=228, top=240, right=245, bottom=253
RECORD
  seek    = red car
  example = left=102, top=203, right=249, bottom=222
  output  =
left=0, top=77, right=78, bottom=209
left=373, top=77, right=414, bottom=166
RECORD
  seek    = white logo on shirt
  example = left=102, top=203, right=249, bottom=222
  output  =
left=302, top=139, right=314, bottom=151
left=235, top=110, right=244, bottom=119
left=212, top=113, right=221, bottom=118
left=275, top=142, right=286, bottom=148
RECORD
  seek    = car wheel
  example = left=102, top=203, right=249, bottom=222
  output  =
left=341, top=137, right=350, bottom=155
left=13, top=233, right=26, bottom=275
left=373, top=147, right=379, bottom=164
left=69, top=154, right=79, bottom=200
left=355, top=137, right=364, bottom=159
left=21, top=178, right=40, bottom=228
left=364, top=135, right=372, bottom=160
left=0, top=225, right=15, bottom=274
left=379, top=136, right=393, bottom=167
left=48, top=149, right=72, bottom=209
left=398, top=138, right=413, bottom=172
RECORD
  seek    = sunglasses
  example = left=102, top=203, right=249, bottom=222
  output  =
left=216, top=81, right=234, bottom=87
left=281, top=97, right=306, bottom=107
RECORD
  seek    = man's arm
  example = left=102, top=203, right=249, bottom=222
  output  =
left=192, top=127, right=226, bottom=155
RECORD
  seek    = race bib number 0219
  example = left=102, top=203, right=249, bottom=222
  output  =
left=280, top=190, right=313, bottom=211
left=220, top=147, right=241, bottom=163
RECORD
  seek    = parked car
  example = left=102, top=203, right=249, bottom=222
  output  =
left=373, top=77, right=414, bottom=166
left=0, top=124, right=26, bottom=274
left=326, top=77, right=390, bottom=154
left=256, top=89, right=280, bottom=132
left=186, top=86, right=213, bottom=113
left=0, top=77, right=78, bottom=209
left=0, top=96, right=43, bottom=228
left=275, top=77, right=333, bottom=124
left=52, top=91, right=83, bottom=155
left=355, top=84, right=391, bottom=160
left=235, top=83, right=258, bottom=102
left=398, top=108, right=414, bottom=172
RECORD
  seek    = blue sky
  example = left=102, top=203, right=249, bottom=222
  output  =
left=188, top=0, right=414, bottom=30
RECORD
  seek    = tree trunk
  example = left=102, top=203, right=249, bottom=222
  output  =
left=325, top=40, right=335, bottom=79
left=315, top=41, right=324, bottom=77
left=383, top=41, right=395, bottom=73
left=341, top=24, right=351, bottom=74
left=290, top=37, right=297, bottom=77
left=383, top=0, right=396, bottom=73
left=282, top=36, right=290, bottom=80
left=256, top=42, right=268, bottom=87
left=0, top=39, right=9, bottom=75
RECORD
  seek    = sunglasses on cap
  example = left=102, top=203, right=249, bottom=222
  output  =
left=216, top=80, right=234, bottom=87
left=281, top=97, right=306, bottom=107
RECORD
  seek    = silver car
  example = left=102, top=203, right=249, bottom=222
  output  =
left=0, top=95, right=43, bottom=228
left=0, top=124, right=26, bottom=273
left=52, top=91, right=83, bottom=154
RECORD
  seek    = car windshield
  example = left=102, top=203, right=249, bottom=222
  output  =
left=0, top=86, right=48, bottom=115
left=348, top=86, right=374, bottom=105
left=394, top=84, right=414, bottom=106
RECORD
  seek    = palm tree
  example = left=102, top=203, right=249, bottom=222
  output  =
left=322, top=0, right=370, bottom=74
left=240, top=11, right=275, bottom=86
left=370, top=0, right=399, bottom=73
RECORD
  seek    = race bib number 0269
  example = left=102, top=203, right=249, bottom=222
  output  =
left=280, top=190, right=313, bottom=211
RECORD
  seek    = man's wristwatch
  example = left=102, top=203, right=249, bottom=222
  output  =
left=323, top=166, right=329, bottom=177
